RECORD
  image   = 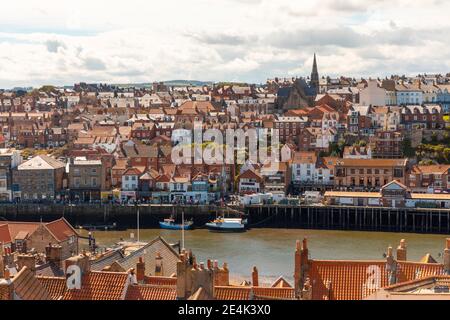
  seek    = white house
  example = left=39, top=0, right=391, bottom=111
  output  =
left=359, top=80, right=387, bottom=106
left=291, top=151, right=317, bottom=183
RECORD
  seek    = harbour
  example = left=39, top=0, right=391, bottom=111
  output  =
left=78, top=227, right=450, bottom=284
left=1, top=203, right=450, bottom=234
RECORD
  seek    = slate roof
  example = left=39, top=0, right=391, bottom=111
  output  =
left=116, top=237, right=179, bottom=277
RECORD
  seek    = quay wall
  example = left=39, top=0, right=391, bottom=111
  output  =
left=0, top=203, right=450, bottom=234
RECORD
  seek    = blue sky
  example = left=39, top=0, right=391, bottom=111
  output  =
left=0, top=0, right=449, bottom=88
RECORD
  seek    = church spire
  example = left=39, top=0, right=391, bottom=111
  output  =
left=310, top=53, right=319, bottom=92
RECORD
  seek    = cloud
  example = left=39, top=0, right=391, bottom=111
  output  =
left=45, top=39, right=66, bottom=53
left=0, top=0, right=449, bottom=88
left=82, top=57, right=106, bottom=71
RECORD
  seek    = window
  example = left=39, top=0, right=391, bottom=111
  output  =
left=394, top=169, right=403, bottom=178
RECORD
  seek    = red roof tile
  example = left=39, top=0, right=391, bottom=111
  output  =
left=214, top=286, right=295, bottom=300
left=125, top=284, right=177, bottom=300
left=37, top=276, right=67, bottom=300
left=62, top=271, right=130, bottom=300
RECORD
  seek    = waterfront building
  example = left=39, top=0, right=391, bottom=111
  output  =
left=334, top=158, right=408, bottom=190
left=12, top=155, right=65, bottom=201
left=67, top=158, right=104, bottom=201
left=408, top=164, right=450, bottom=193
left=237, top=169, right=263, bottom=195
left=0, top=148, right=22, bottom=201
left=324, top=180, right=450, bottom=208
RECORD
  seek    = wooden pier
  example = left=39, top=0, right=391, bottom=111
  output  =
left=0, top=203, right=449, bottom=234
left=245, top=204, right=450, bottom=234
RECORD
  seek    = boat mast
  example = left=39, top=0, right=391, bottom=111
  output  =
left=181, top=209, right=185, bottom=250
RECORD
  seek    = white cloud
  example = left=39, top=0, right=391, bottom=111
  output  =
left=0, top=0, right=449, bottom=88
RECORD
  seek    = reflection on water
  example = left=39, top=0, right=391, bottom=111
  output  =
left=79, top=228, right=448, bottom=283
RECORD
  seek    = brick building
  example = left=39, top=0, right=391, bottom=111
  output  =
left=12, top=155, right=65, bottom=201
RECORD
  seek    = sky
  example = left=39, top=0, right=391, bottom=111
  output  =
left=0, top=0, right=449, bottom=88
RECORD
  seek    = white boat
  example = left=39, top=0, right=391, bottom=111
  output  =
left=205, top=217, right=247, bottom=232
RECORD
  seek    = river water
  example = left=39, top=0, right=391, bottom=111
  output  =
left=79, top=228, right=449, bottom=284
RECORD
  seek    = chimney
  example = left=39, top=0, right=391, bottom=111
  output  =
left=136, top=256, right=145, bottom=283
left=45, top=243, right=63, bottom=268
left=396, top=239, right=407, bottom=261
left=252, top=266, right=259, bottom=287
left=64, top=253, right=90, bottom=276
left=176, top=251, right=214, bottom=299
left=176, top=252, right=189, bottom=300
left=444, top=239, right=450, bottom=275
left=155, top=252, right=163, bottom=276
left=213, top=261, right=229, bottom=287
left=0, top=269, right=13, bottom=300
left=386, top=246, right=397, bottom=285
left=16, top=254, right=36, bottom=274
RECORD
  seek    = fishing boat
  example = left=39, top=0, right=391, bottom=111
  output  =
left=205, top=217, right=247, bottom=232
left=159, top=218, right=194, bottom=230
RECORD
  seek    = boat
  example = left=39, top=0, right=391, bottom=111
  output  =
left=159, top=218, right=194, bottom=230
left=205, top=217, right=247, bottom=232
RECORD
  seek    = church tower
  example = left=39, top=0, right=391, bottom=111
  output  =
left=310, top=53, right=319, bottom=94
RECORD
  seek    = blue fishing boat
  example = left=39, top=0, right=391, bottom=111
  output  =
left=159, top=218, right=193, bottom=230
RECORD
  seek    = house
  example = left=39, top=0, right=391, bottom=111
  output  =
left=408, top=164, right=450, bottom=193
left=369, top=131, right=403, bottom=159
left=0, top=218, right=78, bottom=258
left=343, top=146, right=372, bottom=159
left=334, top=158, right=408, bottom=190
left=67, top=158, right=104, bottom=201
left=169, top=176, right=190, bottom=203
left=401, top=105, right=444, bottom=130
left=12, top=155, right=65, bottom=201
left=237, top=169, right=263, bottom=195
left=121, top=167, right=142, bottom=201
left=291, top=151, right=317, bottom=184
left=0, top=148, right=22, bottom=201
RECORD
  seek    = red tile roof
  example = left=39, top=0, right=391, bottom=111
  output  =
left=0, top=224, right=12, bottom=244
left=144, top=276, right=177, bottom=286
left=37, top=276, right=67, bottom=300
left=125, top=284, right=177, bottom=300
left=45, top=218, right=78, bottom=242
left=12, top=267, right=51, bottom=300
left=214, top=286, right=295, bottom=300
left=62, top=271, right=130, bottom=300
left=309, top=259, right=445, bottom=300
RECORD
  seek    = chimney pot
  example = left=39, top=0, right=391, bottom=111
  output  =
left=397, top=239, right=407, bottom=261
left=252, top=266, right=259, bottom=287
left=302, top=238, right=308, bottom=250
